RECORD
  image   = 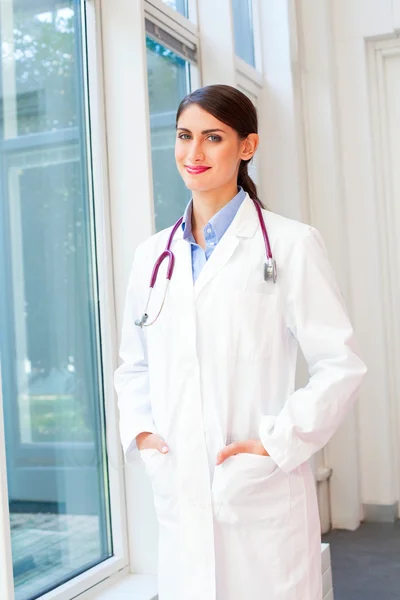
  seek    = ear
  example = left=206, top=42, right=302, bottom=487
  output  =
left=239, top=133, right=259, bottom=161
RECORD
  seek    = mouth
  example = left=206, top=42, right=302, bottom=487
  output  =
left=184, top=165, right=211, bottom=175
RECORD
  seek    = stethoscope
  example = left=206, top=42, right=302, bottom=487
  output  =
left=135, top=199, right=277, bottom=328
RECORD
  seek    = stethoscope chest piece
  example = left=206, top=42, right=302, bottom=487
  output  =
left=264, top=257, right=277, bottom=283
left=134, top=313, right=149, bottom=328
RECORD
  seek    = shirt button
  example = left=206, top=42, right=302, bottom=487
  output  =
left=206, top=228, right=212, bottom=234
left=210, top=241, right=215, bottom=246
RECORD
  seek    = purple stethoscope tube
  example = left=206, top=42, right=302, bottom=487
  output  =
left=135, top=199, right=276, bottom=328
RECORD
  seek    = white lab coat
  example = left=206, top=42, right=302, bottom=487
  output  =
left=114, top=194, right=367, bottom=600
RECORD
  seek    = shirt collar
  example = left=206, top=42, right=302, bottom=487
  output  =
left=182, top=187, right=246, bottom=243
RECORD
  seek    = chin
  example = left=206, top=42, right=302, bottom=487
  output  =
left=184, top=181, right=205, bottom=192
left=182, top=176, right=218, bottom=193
left=182, top=179, right=206, bottom=192
left=178, top=168, right=213, bottom=191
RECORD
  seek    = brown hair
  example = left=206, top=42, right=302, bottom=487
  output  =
left=176, top=84, right=264, bottom=209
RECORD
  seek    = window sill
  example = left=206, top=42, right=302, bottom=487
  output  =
left=91, top=574, right=158, bottom=600
left=89, top=544, right=331, bottom=600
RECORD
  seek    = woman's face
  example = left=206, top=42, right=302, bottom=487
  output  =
left=175, top=104, right=257, bottom=194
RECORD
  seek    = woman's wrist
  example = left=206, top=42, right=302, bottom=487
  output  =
left=136, top=431, right=153, bottom=449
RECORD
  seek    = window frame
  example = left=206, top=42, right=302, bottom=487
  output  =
left=0, top=367, right=15, bottom=600
left=145, top=0, right=199, bottom=42
left=83, top=0, right=130, bottom=574
left=236, top=56, right=263, bottom=99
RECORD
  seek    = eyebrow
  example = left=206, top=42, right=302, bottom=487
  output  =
left=176, top=127, right=226, bottom=134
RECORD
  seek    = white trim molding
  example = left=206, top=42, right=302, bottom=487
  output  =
left=363, top=502, right=399, bottom=523
left=235, top=55, right=263, bottom=96
left=289, top=0, right=363, bottom=530
left=367, top=35, right=400, bottom=518
left=392, top=0, right=400, bottom=30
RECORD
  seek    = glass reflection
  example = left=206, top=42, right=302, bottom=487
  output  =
left=232, top=0, right=256, bottom=67
left=146, top=37, right=191, bottom=231
left=160, top=0, right=188, bottom=17
left=0, top=2, right=112, bottom=599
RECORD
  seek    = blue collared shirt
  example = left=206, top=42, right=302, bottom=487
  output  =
left=182, top=187, right=246, bottom=282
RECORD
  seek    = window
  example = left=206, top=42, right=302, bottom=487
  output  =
left=160, top=0, right=189, bottom=17
left=0, top=2, right=112, bottom=599
left=232, top=0, right=255, bottom=67
left=145, top=7, right=198, bottom=231
left=146, top=37, right=192, bottom=231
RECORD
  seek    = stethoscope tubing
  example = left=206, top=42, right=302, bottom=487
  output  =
left=149, top=217, right=184, bottom=288
left=135, top=199, right=276, bottom=328
left=252, top=200, right=273, bottom=260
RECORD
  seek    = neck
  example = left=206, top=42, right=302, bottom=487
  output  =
left=191, top=183, right=239, bottom=231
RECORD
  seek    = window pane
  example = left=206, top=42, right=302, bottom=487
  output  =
left=232, top=0, right=255, bottom=67
left=146, top=37, right=191, bottom=231
left=160, top=0, right=188, bottom=17
left=0, top=2, right=113, bottom=599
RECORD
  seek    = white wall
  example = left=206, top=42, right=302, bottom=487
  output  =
left=251, top=0, right=400, bottom=528
left=269, top=0, right=400, bottom=526
left=330, top=0, right=400, bottom=516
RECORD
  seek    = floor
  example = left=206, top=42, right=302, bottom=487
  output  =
left=322, top=522, right=400, bottom=600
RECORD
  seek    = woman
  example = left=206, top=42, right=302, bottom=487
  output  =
left=114, top=85, right=367, bottom=600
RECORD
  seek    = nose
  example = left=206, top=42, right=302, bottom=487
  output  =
left=187, top=139, right=205, bottom=163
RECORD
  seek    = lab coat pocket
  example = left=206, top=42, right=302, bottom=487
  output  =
left=234, top=291, right=277, bottom=360
left=212, top=453, right=291, bottom=526
left=139, top=449, right=177, bottom=526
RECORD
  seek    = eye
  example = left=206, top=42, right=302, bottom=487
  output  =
left=207, top=135, right=222, bottom=142
left=177, top=133, right=191, bottom=140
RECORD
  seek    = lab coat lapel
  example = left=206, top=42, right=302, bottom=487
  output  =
left=170, top=229, right=196, bottom=303
left=194, top=194, right=259, bottom=298
left=194, top=235, right=239, bottom=297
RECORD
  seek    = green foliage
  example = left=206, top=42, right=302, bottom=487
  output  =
left=10, top=5, right=78, bottom=133
left=29, top=395, right=93, bottom=443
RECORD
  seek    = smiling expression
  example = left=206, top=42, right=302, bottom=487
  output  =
left=175, top=104, right=257, bottom=194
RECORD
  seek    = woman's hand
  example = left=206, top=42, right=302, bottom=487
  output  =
left=136, top=432, right=169, bottom=454
left=216, top=440, right=269, bottom=465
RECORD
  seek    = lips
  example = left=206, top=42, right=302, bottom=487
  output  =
left=184, top=165, right=211, bottom=175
